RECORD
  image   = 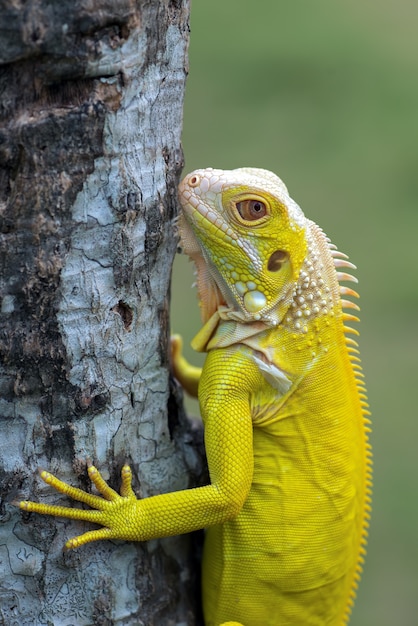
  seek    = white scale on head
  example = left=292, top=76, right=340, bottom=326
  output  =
left=237, top=282, right=267, bottom=313
left=282, top=227, right=340, bottom=337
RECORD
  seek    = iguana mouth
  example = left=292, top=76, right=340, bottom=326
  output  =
left=178, top=174, right=239, bottom=245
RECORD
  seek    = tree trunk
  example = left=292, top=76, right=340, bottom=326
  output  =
left=0, top=1, right=203, bottom=624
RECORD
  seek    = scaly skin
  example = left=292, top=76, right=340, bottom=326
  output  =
left=18, top=167, right=372, bottom=626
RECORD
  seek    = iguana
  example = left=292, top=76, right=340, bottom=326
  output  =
left=17, top=167, right=372, bottom=626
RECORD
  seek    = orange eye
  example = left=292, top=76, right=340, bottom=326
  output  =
left=236, top=199, right=267, bottom=221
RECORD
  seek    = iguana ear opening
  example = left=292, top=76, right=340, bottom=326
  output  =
left=267, top=250, right=288, bottom=272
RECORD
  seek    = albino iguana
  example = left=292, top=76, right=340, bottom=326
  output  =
left=18, top=167, right=372, bottom=626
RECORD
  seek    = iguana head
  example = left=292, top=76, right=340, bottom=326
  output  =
left=178, top=167, right=308, bottom=325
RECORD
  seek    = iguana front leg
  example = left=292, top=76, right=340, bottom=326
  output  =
left=17, top=348, right=257, bottom=552
left=16, top=334, right=204, bottom=550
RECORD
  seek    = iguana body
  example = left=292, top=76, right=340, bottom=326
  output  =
left=18, top=167, right=372, bottom=626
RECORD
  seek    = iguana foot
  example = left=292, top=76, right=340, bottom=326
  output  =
left=17, top=464, right=141, bottom=549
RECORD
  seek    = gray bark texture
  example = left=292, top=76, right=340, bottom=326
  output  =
left=0, top=1, right=205, bottom=624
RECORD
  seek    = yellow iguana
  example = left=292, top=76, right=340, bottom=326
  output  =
left=18, top=167, right=372, bottom=625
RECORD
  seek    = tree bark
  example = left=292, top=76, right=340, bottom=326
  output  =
left=0, top=1, right=203, bottom=624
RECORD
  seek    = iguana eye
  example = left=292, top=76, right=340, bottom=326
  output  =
left=236, top=199, right=267, bottom=221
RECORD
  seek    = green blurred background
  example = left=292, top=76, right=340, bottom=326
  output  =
left=171, top=1, right=418, bottom=624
